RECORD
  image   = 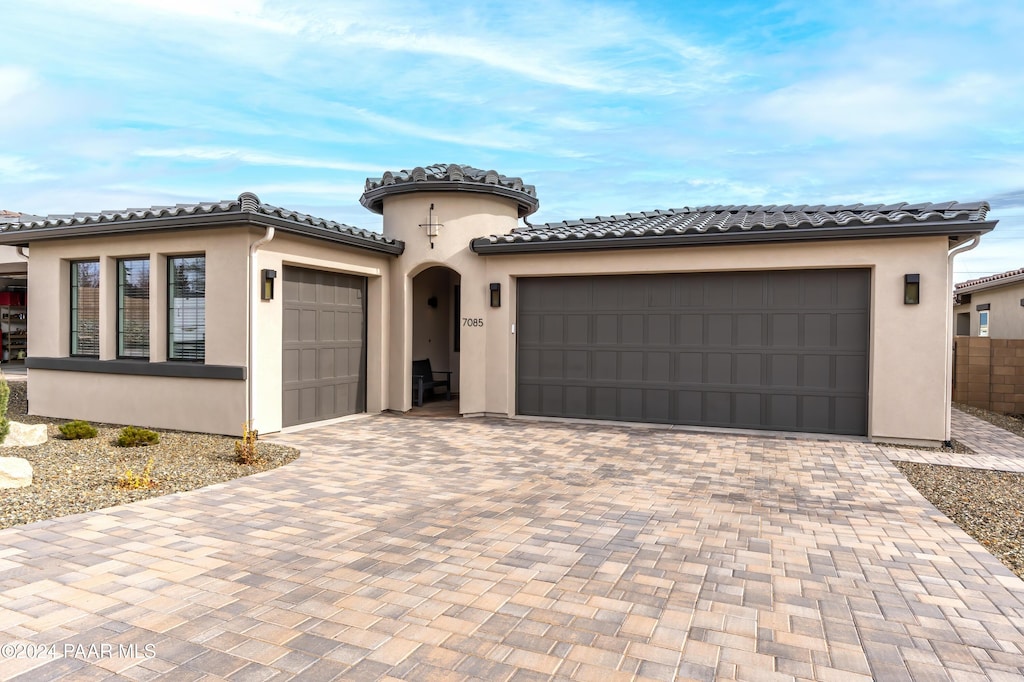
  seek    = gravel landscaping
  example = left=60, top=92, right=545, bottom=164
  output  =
left=0, top=380, right=299, bottom=530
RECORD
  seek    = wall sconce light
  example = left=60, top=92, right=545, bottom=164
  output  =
left=261, top=269, right=276, bottom=301
left=418, top=203, right=444, bottom=249
left=489, top=282, right=501, bottom=308
left=427, top=295, right=438, bottom=309
left=903, top=274, right=920, bottom=305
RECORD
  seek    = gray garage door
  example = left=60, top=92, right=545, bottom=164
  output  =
left=283, top=266, right=366, bottom=427
left=517, top=270, right=869, bottom=435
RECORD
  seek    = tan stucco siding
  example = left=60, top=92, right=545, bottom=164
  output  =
left=27, top=370, right=245, bottom=435
left=28, top=229, right=250, bottom=364
left=26, top=229, right=251, bottom=434
left=251, top=232, right=392, bottom=433
left=474, top=236, right=952, bottom=443
left=954, top=281, right=1024, bottom=338
left=382, top=192, right=520, bottom=414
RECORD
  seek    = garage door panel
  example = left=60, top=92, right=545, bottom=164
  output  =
left=770, top=354, right=799, bottom=386
left=565, top=386, right=588, bottom=416
left=566, top=315, right=589, bottom=343
left=595, top=315, right=617, bottom=344
left=540, top=349, right=563, bottom=378
left=803, top=314, right=832, bottom=347
left=621, top=352, right=644, bottom=381
left=646, top=390, right=671, bottom=421
left=707, top=315, right=732, bottom=345
left=736, top=314, right=762, bottom=346
left=735, top=393, right=761, bottom=425
left=707, top=353, right=732, bottom=384
left=735, top=354, right=762, bottom=385
left=770, top=313, right=799, bottom=346
left=517, top=272, right=868, bottom=435
left=593, top=351, right=617, bottom=380
left=282, top=267, right=366, bottom=427
left=519, top=315, right=541, bottom=344
left=677, top=315, right=703, bottom=345
left=542, top=315, right=563, bottom=344
left=646, top=352, right=670, bottom=381
left=837, top=313, right=868, bottom=349
left=675, top=352, right=703, bottom=383
left=768, top=394, right=798, bottom=429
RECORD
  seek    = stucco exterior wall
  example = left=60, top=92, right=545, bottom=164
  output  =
left=376, top=182, right=954, bottom=443
left=953, top=281, right=1024, bottom=338
left=381, top=192, right=520, bottom=414
left=467, top=236, right=951, bottom=443
left=26, top=228, right=251, bottom=434
left=250, top=232, right=392, bottom=434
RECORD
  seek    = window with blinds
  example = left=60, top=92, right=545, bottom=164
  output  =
left=118, top=258, right=150, bottom=358
left=168, top=255, right=205, bottom=361
left=70, top=260, right=100, bottom=356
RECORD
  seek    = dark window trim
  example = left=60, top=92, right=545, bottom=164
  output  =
left=117, top=257, right=150, bottom=360
left=70, top=259, right=100, bottom=358
left=26, top=357, right=244, bottom=380
left=976, top=303, right=991, bottom=311
left=168, top=254, right=206, bottom=363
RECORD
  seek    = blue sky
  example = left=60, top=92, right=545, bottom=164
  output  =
left=2, top=0, right=1022, bottom=282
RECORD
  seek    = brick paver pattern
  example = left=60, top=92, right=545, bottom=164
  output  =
left=1, top=412, right=1024, bottom=680
left=886, top=408, right=1024, bottom=471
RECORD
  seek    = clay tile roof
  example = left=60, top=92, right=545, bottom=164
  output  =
left=361, top=163, right=539, bottom=218
left=0, top=193, right=403, bottom=255
left=472, top=201, right=995, bottom=254
left=955, top=266, right=1024, bottom=293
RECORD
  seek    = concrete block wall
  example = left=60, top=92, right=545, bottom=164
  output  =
left=953, top=336, right=1024, bottom=414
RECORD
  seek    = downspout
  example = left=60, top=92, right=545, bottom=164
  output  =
left=241, top=192, right=274, bottom=431
left=945, top=236, right=981, bottom=444
left=15, top=247, right=28, bottom=260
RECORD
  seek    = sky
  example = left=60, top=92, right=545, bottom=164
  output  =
left=2, top=0, right=1022, bottom=283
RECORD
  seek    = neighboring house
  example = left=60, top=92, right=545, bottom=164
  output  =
left=0, top=164, right=996, bottom=444
left=954, top=267, right=1024, bottom=338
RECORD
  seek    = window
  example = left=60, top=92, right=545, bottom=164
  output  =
left=979, top=310, right=990, bottom=337
left=70, top=260, right=100, bottom=356
left=168, top=255, right=205, bottom=361
left=118, top=258, right=150, bottom=358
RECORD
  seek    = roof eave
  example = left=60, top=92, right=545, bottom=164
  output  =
left=360, top=181, right=540, bottom=218
left=0, top=212, right=405, bottom=256
left=470, top=220, right=997, bottom=255
left=956, top=271, right=1024, bottom=294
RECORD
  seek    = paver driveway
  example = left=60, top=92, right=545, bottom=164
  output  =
left=2, top=414, right=1024, bottom=681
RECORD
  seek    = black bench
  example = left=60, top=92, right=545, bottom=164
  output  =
left=412, top=359, right=452, bottom=407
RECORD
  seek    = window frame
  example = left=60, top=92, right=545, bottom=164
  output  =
left=70, top=260, right=100, bottom=358
left=167, top=254, right=206, bottom=362
left=979, top=310, right=990, bottom=337
left=117, top=257, right=151, bottom=360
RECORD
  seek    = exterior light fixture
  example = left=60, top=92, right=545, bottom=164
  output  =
left=418, top=203, right=443, bottom=249
left=260, top=269, right=276, bottom=301
left=489, top=283, right=501, bottom=308
left=904, top=274, right=920, bottom=305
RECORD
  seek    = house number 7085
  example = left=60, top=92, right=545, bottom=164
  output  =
left=462, top=317, right=484, bottom=327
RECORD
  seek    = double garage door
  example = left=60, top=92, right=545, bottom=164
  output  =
left=517, top=270, right=869, bottom=436
left=282, top=266, right=366, bottom=427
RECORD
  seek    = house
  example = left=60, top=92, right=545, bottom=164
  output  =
left=954, top=267, right=1024, bottom=338
left=0, top=164, right=996, bottom=444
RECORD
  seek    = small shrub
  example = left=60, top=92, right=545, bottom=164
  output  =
left=234, top=420, right=263, bottom=465
left=117, top=457, right=157, bottom=489
left=0, top=375, right=9, bottom=445
left=116, top=426, right=160, bottom=447
left=59, top=420, right=98, bottom=440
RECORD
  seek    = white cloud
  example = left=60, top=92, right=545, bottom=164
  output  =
left=0, top=67, right=35, bottom=105
left=135, top=147, right=383, bottom=173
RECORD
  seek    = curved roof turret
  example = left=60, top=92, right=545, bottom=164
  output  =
left=361, top=163, right=539, bottom=218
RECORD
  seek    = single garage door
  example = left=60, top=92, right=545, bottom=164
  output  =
left=517, top=270, right=869, bottom=435
left=282, top=266, right=366, bottom=427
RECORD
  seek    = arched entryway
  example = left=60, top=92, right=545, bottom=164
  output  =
left=411, top=266, right=461, bottom=409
